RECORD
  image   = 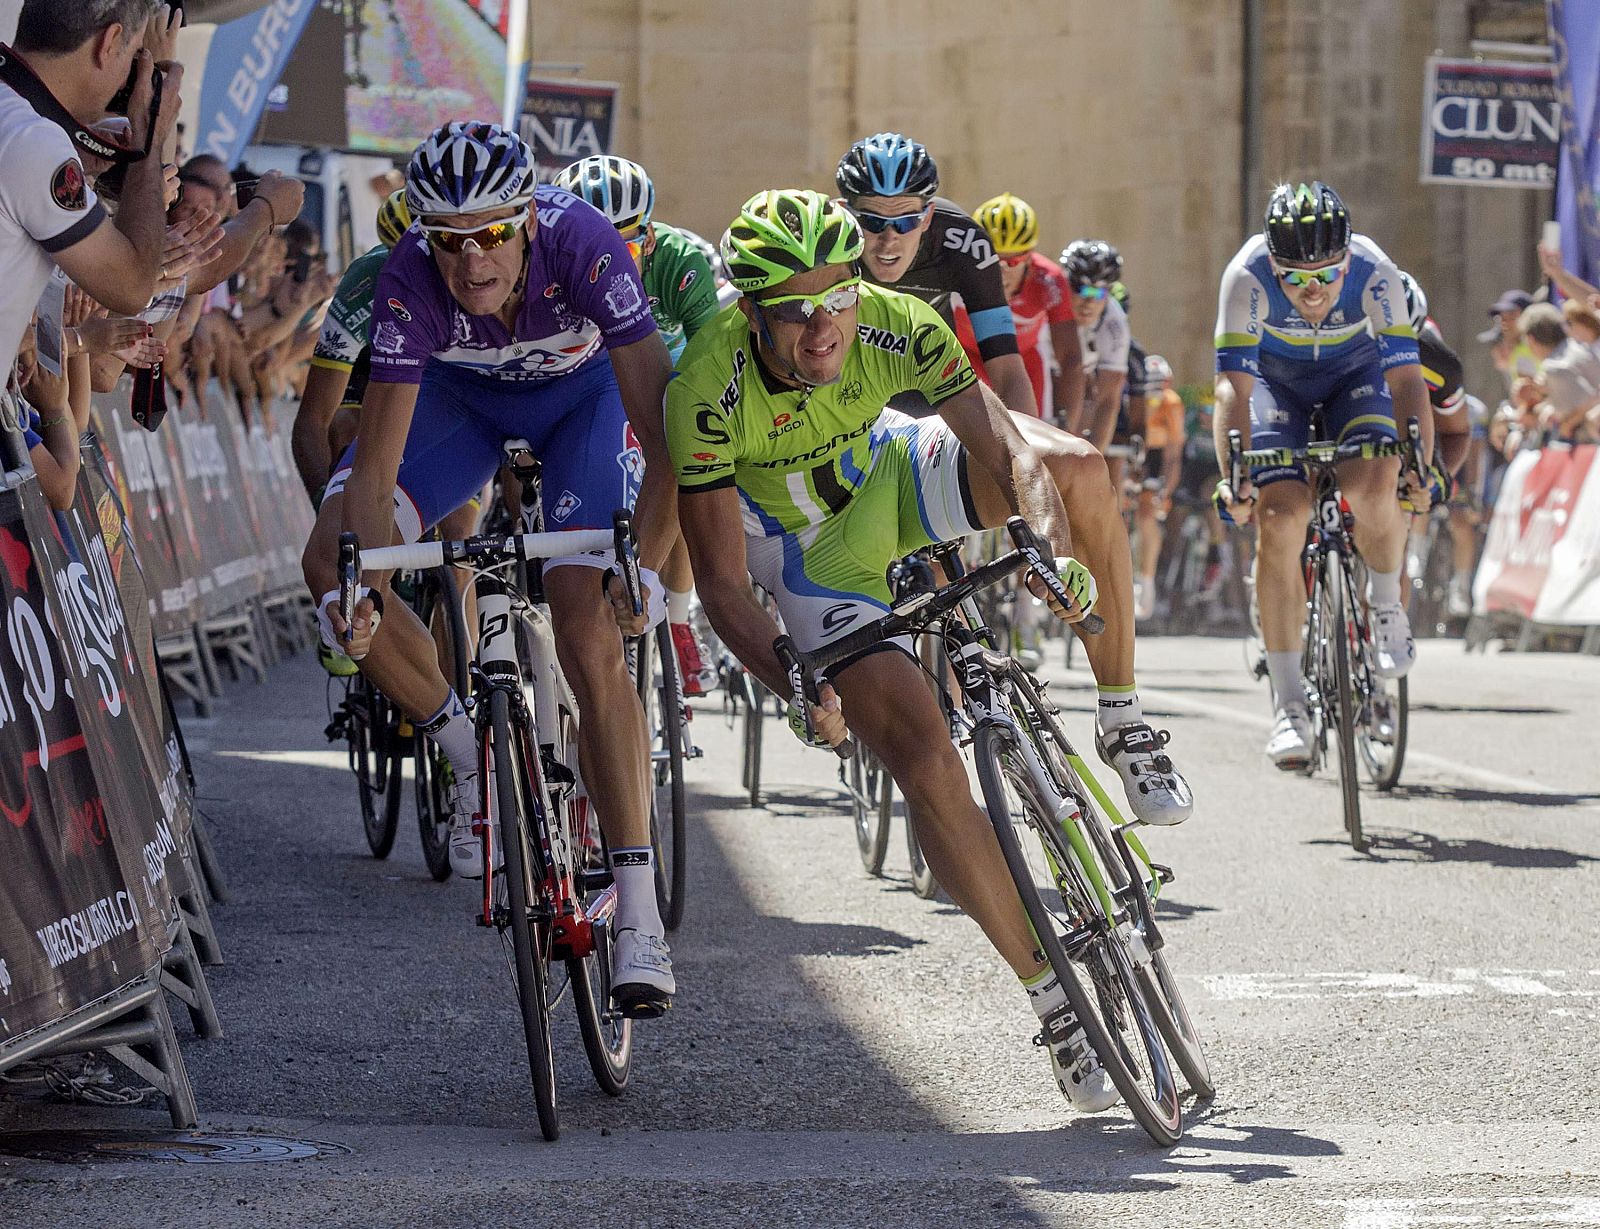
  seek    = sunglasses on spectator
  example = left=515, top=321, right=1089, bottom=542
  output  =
left=421, top=211, right=528, bottom=254
left=848, top=206, right=929, bottom=235
left=1274, top=259, right=1347, bottom=288
left=755, top=276, right=862, bottom=324
left=1072, top=282, right=1110, bottom=300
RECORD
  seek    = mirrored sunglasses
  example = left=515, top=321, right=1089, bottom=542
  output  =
left=421, top=210, right=528, bottom=254
left=755, top=277, right=863, bottom=324
left=1275, top=261, right=1346, bottom=288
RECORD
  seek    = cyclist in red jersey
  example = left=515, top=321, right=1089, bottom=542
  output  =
left=968, top=193, right=1083, bottom=423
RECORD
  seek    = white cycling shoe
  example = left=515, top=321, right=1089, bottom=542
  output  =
left=1370, top=603, right=1416, bottom=679
left=612, top=927, right=675, bottom=1019
left=447, top=773, right=489, bottom=879
left=1266, top=702, right=1313, bottom=772
left=1096, top=723, right=1193, bottom=826
left=1036, top=1002, right=1119, bottom=1113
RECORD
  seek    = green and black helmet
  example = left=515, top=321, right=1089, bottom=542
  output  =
left=1263, top=181, right=1351, bottom=264
left=721, top=189, right=864, bottom=294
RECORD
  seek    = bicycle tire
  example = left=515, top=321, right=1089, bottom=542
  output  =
left=851, top=744, right=892, bottom=876
left=1357, top=673, right=1408, bottom=792
left=570, top=812, right=633, bottom=1095
left=742, top=673, right=764, bottom=807
left=415, top=568, right=469, bottom=881
left=1006, top=669, right=1214, bottom=1100
left=1324, top=559, right=1365, bottom=850
left=489, top=689, right=560, bottom=1140
left=906, top=814, right=939, bottom=900
left=973, top=723, right=1182, bottom=1146
left=354, top=682, right=402, bottom=859
left=637, top=623, right=687, bottom=930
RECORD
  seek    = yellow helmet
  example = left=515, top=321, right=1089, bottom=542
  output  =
left=375, top=189, right=413, bottom=248
left=974, top=192, right=1038, bottom=255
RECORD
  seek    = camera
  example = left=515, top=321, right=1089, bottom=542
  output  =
left=97, top=65, right=164, bottom=201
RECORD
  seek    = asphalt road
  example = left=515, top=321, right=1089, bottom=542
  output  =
left=3, top=633, right=1598, bottom=1228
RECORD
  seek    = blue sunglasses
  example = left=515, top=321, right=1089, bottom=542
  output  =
left=850, top=206, right=928, bottom=235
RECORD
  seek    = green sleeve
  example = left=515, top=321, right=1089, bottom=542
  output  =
left=898, top=294, right=979, bottom=406
left=665, top=364, right=740, bottom=492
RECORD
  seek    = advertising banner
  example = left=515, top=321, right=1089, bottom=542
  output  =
left=1548, top=0, right=1600, bottom=286
left=194, top=0, right=319, bottom=167
left=521, top=76, right=618, bottom=182
left=1533, top=444, right=1600, bottom=625
left=0, top=483, right=164, bottom=1046
left=1474, top=445, right=1597, bottom=621
left=1420, top=57, right=1559, bottom=189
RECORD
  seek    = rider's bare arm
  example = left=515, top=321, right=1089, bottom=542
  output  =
left=1386, top=364, right=1433, bottom=460
left=608, top=332, right=677, bottom=571
left=1049, top=319, right=1084, bottom=426
left=985, top=350, right=1040, bottom=419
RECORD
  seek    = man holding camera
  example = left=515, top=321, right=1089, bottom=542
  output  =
left=0, top=0, right=183, bottom=370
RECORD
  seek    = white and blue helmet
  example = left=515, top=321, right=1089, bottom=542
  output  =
left=836, top=132, right=939, bottom=199
left=553, top=155, right=655, bottom=232
left=405, top=121, right=537, bottom=218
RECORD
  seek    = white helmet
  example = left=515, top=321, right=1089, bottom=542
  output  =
left=1399, top=270, right=1429, bottom=334
left=553, top=155, right=654, bottom=232
left=405, top=121, right=536, bottom=218
left=1144, top=354, right=1173, bottom=383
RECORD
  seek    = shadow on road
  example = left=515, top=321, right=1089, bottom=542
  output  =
left=1383, top=782, right=1600, bottom=810
left=1410, top=702, right=1563, bottom=717
left=1322, top=829, right=1600, bottom=869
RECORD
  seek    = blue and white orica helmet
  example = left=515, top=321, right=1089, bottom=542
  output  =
left=406, top=121, right=537, bottom=217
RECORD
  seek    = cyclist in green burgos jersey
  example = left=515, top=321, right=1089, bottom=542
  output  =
left=670, top=190, right=1195, bottom=1114
left=555, top=154, right=724, bottom=691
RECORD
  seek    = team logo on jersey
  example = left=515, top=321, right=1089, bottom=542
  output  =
left=692, top=452, right=718, bottom=462
left=544, top=283, right=562, bottom=298
left=773, top=413, right=792, bottom=428
left=604, top=273, right=643, bottom=318
left=839, top=380, right=863, bottom=403
left=386, top=297, right=411, bottom=322
left=910, top=323, right=945, bottom=374
left=451, top=313, right=473, bottom=346
left=820, top=602, right=858, bottom=633
left=857, top=324, right=908, bottom=354
left=677, top=269, right=698, bottom=293
left=372, top=321, right=406, bottom=356
left=589, top=253, right=612, bottom=285
left=50, top=159, right=87, bottom=211
left=940, top=356, right=962, bottom=380
left=551, top=490, right=582, bottom=523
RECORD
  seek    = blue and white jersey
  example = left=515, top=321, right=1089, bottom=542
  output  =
left=1214, top=233, right=1419, bottom=377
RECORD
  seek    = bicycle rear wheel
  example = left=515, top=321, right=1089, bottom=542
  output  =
left=973, top=723, right=1182, bottom=1145
left=636, top=624, right=687, bottom=930
left=1322, top=558, right=1365, bottom=850
left=850, top=744, right=892, bottom=876
left=906, top=814, right=939, bottom=899
left=488, top=689, right=560, bottom=1139
left=1357, top=674, right=1408, bottom=792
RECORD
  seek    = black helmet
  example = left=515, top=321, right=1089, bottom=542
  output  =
left=836, top=133, right=940, bottom=200
left=1263, top=181, right=1351, bottom=264
left=1059, top=239, right=1122, bottom=287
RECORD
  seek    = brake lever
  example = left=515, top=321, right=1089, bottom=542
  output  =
left=337, top=531, right=359, bottom=646
left=773, top=633, right=853, bottom=758
left=1004, top=517, right=1105, bottom=636
left=612, top=510, right=643, bottom=618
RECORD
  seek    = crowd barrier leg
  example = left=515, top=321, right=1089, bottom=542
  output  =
left=27, top=975, right=198, bottom=1129
left=189, top=812, right=230, bottom=905
left=177, top=841, right=223, bottom=966
left=158, top=632, right=214, bottom=718
left=160, top=912, right=223, bottom=1041
left=1582, top=626, right=1600, bottom=655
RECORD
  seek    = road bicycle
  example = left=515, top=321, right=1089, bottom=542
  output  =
left=339, top=515, right=644, bottom=1141
left=1229, top=422, right=1423, bottom=849
left=779, top=518, right=1210, bottom=1146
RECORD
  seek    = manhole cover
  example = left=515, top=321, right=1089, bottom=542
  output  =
left=0, top=1130, right=350, bottom=1164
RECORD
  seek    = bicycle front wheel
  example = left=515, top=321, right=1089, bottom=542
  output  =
left=742, top=673, right=765, bottom=807
left=1323, top=558, right=1365, bottom=850
left=352, top=681, right=402, bottom=859
left=973, top=723, right=1182, bottom=1146
left=488, top=689, right=559, bottom=1139
left=636, top=625, right=687, bottom=930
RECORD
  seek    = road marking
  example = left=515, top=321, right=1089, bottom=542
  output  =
left=1136, top=684, right=1600, bottom=807
left=1326, top=1197, right=1600, bottom=1228
left=1198, top=968, right=1600, bottom=1001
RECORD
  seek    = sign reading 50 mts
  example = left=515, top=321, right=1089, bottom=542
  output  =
left=1421, top=57, right=1558, bottom=188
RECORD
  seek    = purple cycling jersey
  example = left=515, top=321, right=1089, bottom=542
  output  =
left=367, top=185, right=656, bottom=384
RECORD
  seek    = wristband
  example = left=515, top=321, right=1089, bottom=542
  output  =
left=35, top=414, right=70, bottom=430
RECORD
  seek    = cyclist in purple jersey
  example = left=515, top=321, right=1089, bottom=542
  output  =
left=301, top=122, right=678, bottom=1016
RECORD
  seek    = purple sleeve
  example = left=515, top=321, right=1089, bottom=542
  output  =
left=560, top=209, right=659, bottom=349
left=366, top=238, right=450, bottom=384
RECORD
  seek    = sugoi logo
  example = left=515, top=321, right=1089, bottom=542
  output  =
left=678, top=269, right=699, bottom=292
left=589, top=253, right=612, bottom=284
left=386, top=297, right=411, bottom=322
left=773, top=413, right=792, bottom=428
left=940, top=356, right=961, bottom=379
left=692, top=452, right=718, bottom=462
left=821, top=602, right=858, bottom=633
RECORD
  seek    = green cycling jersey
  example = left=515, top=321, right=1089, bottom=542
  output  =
left=311, top=243, right=389, bottom=403
left=666, top=283, right=977, bottom=534
left=642, top=222, right=720, bottom=357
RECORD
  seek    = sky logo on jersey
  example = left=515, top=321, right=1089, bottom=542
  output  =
left=589, top=253, right=612, bottom=285
left=941, top=225, right=999, bottom=270
left=678, top=269, right=698, bottom=292
left=386, top=298, right=411, bottom=322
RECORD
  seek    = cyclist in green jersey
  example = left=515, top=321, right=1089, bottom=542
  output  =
left=669, top=191, right=1195, bottom=1111
left=555, top=154, right=723, bottom=692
